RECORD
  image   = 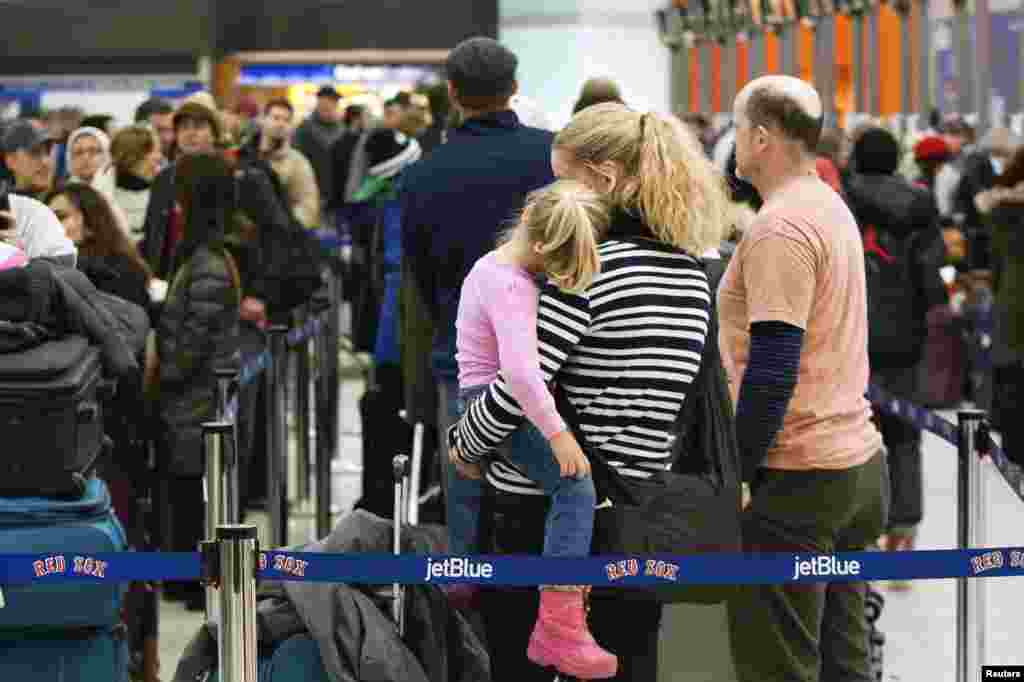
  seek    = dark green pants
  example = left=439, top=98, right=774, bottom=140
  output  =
left=728, top=450, right=889, bottom=682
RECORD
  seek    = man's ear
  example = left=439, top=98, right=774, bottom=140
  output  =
left=447, top=81, right=460, bottom=109
left=510, top=80, right=519, bottom=98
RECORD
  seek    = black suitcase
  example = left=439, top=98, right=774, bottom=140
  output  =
left=0, top=335, right=111, bottom=497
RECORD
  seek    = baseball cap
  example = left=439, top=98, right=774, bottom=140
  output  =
left=316, top=85, right=341, bottom=100
left=0, top=120, right=53, bottom=154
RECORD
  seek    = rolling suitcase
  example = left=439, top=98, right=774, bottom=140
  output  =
left=0, top=334, right=111, bottom=498
left=0, top=476, right=127, bottom=630
left=0, top=626, right=129, bottom=682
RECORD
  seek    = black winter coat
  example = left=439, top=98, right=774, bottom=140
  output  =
left=157, top=244, right=240, bottom=476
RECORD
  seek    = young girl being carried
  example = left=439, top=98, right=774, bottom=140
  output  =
left=448, top=179, right=618, bottom=680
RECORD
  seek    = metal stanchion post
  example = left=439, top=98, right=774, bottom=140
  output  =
left=392, top=455, right=409, bottom=634
left=295, top=309, right=312, bottom=506
left=215, top=368, right=236, bottom=421
left=409, top=422, right=424, bottom=526
left=203, top=422, right=232, bottom=622
left=204, top=525, right=258, bottom=682
left=311, top=292, right=333, bottom=538
left=266, top=325, right=289, bottom=548
left=957, top=409, right=987, bottom=682
left=215, top=369, right=240, bottom=525
left=327, top=263, right=342, bottom=457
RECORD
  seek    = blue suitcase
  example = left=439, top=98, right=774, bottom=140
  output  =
left=0, top=626, right=129, bottom=681
left=207, top=633, right=330, bottom=682
left=0, top=477, right=127, bottom=630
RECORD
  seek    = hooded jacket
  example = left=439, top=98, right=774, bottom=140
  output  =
left=976, top=182, right=1024, bottom=361
left=8, top=193, right=76, bottom=265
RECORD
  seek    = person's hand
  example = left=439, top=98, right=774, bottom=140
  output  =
left=549, top=431, right=591, bottom=479
left=448, top=442, right=483, bottom=480
left=240, top=297, right=267, bottom=328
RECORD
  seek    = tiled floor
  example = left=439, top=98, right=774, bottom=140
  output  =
left=159, top=395, right=1024, bottom=682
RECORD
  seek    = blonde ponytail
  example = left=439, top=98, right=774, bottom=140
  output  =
left=554, top=103, right=731, bottom=257
left=514, top=179, right=609, bottom=294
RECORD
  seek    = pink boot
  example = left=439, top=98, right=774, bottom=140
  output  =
left=527, top=588, right=618, bottom=680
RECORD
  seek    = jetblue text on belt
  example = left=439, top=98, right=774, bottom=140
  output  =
left=5, top=548, right=1024, bottom=586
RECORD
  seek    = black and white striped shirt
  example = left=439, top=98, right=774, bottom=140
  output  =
left=452, top=215, right=712, bottom=496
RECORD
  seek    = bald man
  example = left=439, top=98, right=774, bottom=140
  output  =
left=718, top=76, right=888, bottom=682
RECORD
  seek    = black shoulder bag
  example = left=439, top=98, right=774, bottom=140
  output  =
left=553, top=257, right=742, bottom=604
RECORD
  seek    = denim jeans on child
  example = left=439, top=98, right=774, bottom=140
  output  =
left=446, top=385, right=596, bottom=559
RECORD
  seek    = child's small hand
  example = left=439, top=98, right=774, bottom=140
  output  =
left=449, top=445, right=483, bottom=480
left=549, top=431, right=591, bottom=479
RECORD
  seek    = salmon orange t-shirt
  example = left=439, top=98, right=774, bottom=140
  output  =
left=717, top=175, right=882, bottom=471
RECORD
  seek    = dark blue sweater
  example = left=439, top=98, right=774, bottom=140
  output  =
left=399, top=110, right=555, bottom=379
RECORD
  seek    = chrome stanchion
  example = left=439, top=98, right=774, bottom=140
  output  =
left=957, top=409, right=987, bottom=682
left=392, top=454, right=409, bottom=634
left=215, top=368, right=236, bottom=421
left=202, top=422, right=233, bottom=623
left=312, top=292, right=333, bottom=539
left=266, top=325, right=290, bottom=548
left=215, top=368, right=240, bottom=525
left=409, top=422, right=424, bottom=526
left=295, top=309, right=312, bottom=506
left=202, top=525, right=259, bottom=682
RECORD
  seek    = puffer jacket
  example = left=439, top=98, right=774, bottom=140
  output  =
left=157, top=244, right=240, bottom=476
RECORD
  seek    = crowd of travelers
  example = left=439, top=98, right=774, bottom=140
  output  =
left=1, top=32, right=1020, bottom=682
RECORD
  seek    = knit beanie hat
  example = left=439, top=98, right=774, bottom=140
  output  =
left=350, top=129, right=422, bottom=203
left=364, top=129, right=422, bottom=180
left=913, top=135, right=952, bottom=163
left=849, top=126, right=901, bottom=175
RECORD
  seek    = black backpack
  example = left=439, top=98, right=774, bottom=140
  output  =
left=845, top=174, right=938, bottom=369
left=863, top=226, right=928, bottom=369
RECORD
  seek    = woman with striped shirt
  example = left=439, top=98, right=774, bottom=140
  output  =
left=449, top=103, right=731, bottom=682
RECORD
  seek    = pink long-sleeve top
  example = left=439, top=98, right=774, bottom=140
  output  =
left=455, top=251, right=567, bottom=440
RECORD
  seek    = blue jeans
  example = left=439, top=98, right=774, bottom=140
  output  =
left=446, top=385, right=596, bottom=559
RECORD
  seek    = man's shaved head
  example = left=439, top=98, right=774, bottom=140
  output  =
left=735, top=76, right=823, bottom=153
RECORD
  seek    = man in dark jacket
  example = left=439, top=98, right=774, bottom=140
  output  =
left=293, top=86, right=344, bottom=208
left=140, top=102, right=222, bottom=281
left=399, top=37, right=556, bottom=516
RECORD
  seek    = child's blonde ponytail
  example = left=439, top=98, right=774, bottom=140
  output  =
left=519, top=179, right=610, bottom=294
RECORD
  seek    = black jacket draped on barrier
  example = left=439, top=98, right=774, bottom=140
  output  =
left=172, top=510, right=491, bottom=682
left=0, top=259, right=146, bottom=378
